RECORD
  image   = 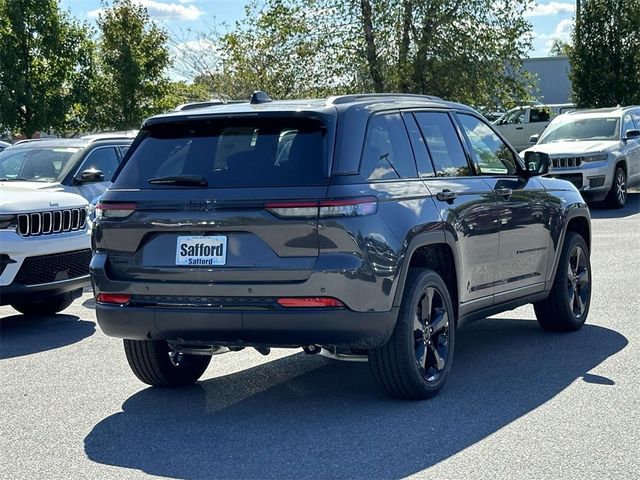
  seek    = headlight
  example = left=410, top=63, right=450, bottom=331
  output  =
left=583, top=153, right=608, bottom=162
left=0, top=214, right=17, bottom=229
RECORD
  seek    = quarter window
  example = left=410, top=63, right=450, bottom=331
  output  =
left=457, top=114, right=518, bottom=175
left=414, top=112, right=471, bottom=177
left=360, top=113, right=417, bottom=180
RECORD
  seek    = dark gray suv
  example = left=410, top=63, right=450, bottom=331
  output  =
left=91, top=93, right=592, bottom=399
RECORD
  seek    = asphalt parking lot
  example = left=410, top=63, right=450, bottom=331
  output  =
left=1, top=193, right=639, bottom=480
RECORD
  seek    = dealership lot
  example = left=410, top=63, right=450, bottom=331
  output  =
left=1, top=194, right=639, bottom=480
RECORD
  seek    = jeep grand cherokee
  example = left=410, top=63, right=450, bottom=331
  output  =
left=91, top=93, right=592, bottom=399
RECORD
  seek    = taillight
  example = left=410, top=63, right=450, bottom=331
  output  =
left=96, top=293, right=131, bottom=305
left=265, top=197, right=377, bottom=219
left=264, top=201, right=318, bottom=218
left=95, top=202, right=136, bottom=219
left=277, top=297, right=345, bottom=308
left=319, top=197, right=378, bottom=217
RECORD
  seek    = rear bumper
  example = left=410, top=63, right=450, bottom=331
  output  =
left=95, top=304, right=398, bottom=349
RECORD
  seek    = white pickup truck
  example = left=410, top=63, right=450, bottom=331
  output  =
left=0, top=187, right=90, bottom=315
left=493, top=104, right=574, bottom=151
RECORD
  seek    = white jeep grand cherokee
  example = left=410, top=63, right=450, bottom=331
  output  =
left=0, top=187, right=90, bottom=315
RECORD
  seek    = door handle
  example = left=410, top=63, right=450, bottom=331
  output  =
left=436, top=189, right=458, bottom=203
left=495, top=187, right=513, bottom=198
left=515, top=127, right=524, bottom=130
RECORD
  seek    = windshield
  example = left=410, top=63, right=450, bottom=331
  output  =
left=0, top=147, right=81, bottom=182
left=539, top=116, right=620, bottom=144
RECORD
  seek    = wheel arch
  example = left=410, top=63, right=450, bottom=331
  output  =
left=548, top=208, right=591, bottom=289
left=392, top=231, right=460, bottom=323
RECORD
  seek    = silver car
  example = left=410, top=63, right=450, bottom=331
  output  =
left=523, top=106, right=640, bottom=208
left=0, top=136, right=133, bottom=203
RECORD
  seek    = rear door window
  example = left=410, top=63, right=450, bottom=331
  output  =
left=112, top=117, right=329, bottom=188
left=360, top=113, right=417, bottom=180
left=414, top=112, right=472, bottom=177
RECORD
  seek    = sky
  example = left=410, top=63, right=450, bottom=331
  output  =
left=59, top=0, right=577, bottom=63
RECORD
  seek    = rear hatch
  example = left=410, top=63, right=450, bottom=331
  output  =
left=95, top=114, right=334, bottom=284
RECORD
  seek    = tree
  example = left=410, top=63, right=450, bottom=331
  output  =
left=176, top=0, right=534, bottom=109
left=571, top=0, right=640, bottom=107
left=549, top=39, right=572, bottom=57
left=0, top=0, right=94, bottom=137
left=355, top=0, right=535, bottom=108
left=93, top=0, right=171, bottom=129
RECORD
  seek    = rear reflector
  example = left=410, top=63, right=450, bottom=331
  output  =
left=96, top=293, right=131, bottom=305
left=277, top=297, right=345, bottom=308
left=265, top=197, right=377, bottom=218
left=95, top=203, right=136, bottom=219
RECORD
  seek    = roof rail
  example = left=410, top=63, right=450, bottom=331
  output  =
left=13, top=138, right=44, bottom=145
left=327, top=93, right=442, bottom=105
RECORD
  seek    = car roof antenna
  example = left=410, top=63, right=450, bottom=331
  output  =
left=250, top=91, right=273, bottom=105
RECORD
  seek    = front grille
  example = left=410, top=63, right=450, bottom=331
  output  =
left=552, top=156, right=584, bottom=169
left=14, top=249, right=91, bottom=286
left=17, top=208, right=87, bottom=237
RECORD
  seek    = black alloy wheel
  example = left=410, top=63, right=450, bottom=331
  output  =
left=369, top=268, right=455, bottom=399
left=534, top=232, right=591, bottom=331
left=566, top=244, right=590, bottom=319
left=414, top=286, right=450, bottom=383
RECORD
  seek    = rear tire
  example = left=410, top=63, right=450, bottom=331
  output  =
left=369, top=269, right=455, bottom=400
left=606, top=166, right=627, bottom=208
left=123, top=339, right=211, bottom=387
left=11, top=294, right=74, bottom=316
left=534, top=232, right=591, bottom=331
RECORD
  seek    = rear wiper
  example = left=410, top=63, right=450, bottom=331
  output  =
left=148, top=175, right=208, bottom=187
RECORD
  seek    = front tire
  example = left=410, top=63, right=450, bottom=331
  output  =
left=11, top=293, right=74, bottom=316
left=123, top=340, right=212, bottom=387
left=606, top=166, right=627, bottom=208
left=369, top=269, right=455, bottom=400
left=534, top=232, right=591, bottom=331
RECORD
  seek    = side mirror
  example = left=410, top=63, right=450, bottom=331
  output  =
left=529, top=134, right=540, bottom=144
left=624, top=129, right=640, bottom=141
left=523, top=151, right=551, bottom=177
left=75, top=168, right=105, bottom=184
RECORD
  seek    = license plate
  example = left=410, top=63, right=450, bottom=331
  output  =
left=176, top=236, right=227, bottom=266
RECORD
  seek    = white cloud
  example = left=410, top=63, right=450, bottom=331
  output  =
left=526, top=2, right=576, bottom=17
left=88, top=1, right=204, bottom=21
left=137, top=0, right=203, bottom=20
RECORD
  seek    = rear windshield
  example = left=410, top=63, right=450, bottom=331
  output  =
left=113, top=117, right=329, bottom=188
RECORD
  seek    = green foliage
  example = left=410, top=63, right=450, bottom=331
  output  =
left=571, top=0, right=640, bottom=107
left=549, top=39, right=572, bottom=57
left=354, top=0, right=536, bottom=109
left=92, top=0, right=171, bottom=129
left=0, top=0, right=94, bottom=137
left=176, top=0, right=534, bottom=109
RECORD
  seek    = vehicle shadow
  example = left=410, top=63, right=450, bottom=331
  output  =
left=84, top=318, right=627, bottom=480
left=589, top=192, right=639, bottom=218
left=0, top=314, right=95, bottom=359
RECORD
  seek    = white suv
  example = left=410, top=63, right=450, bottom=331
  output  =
left=494, top=104, right=575, bottom=151
left=0, top=187, right=90, bottom=315
left=523, top=106, right=640, bottom=208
